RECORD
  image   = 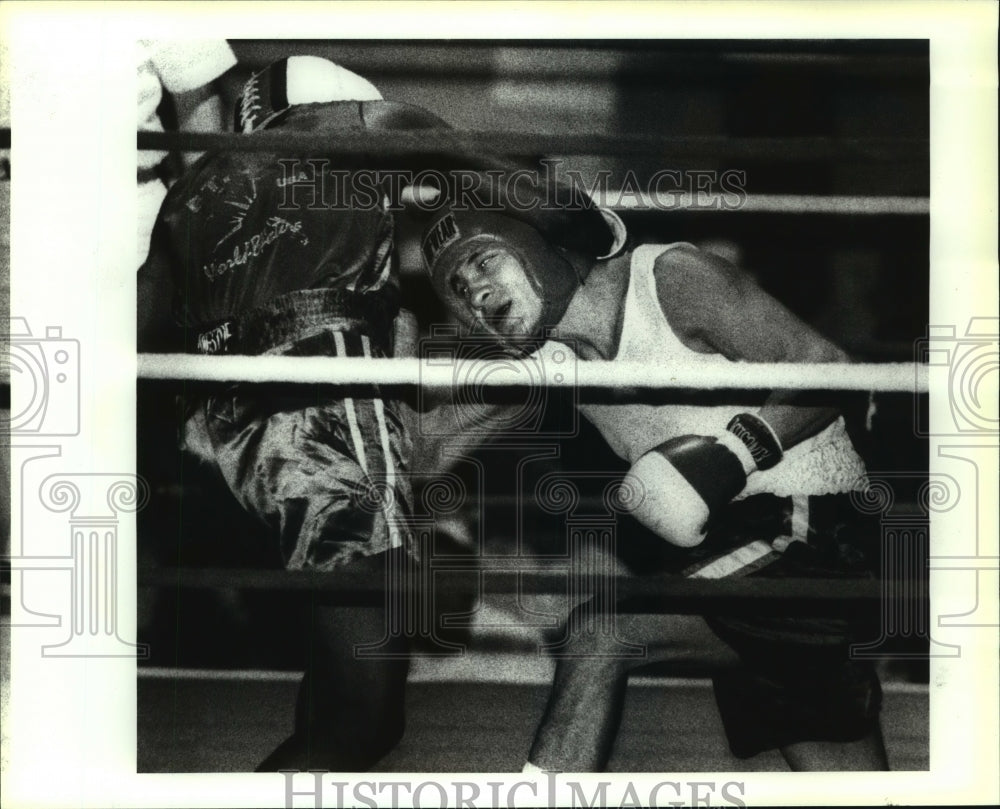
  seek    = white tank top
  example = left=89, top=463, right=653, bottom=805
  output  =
left=538, top=244, right=867, bottom=498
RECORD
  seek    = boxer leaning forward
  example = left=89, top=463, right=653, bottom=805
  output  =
left=138, top=56, right=472, bottom=771
left=419, top=176, right=888, bottom=772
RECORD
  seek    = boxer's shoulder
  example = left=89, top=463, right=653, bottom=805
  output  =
left=651, top=242, right=747, bottom=293
left=645, top=243, right=750, bottom=345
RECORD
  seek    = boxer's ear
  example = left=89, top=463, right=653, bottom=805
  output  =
left=399, top=182, right=443, bottom=211
left=596, top=207, right=628, bottom=259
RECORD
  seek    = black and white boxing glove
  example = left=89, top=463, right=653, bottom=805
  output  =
left=627, top=413, right=783, bottom=547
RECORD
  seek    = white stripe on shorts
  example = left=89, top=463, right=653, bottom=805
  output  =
left=686, top=540, right=778, bottom=579
left=362, top=335, right=403, bottom=549
left=790, top=494, right=810, bottom=543
left=334, top=331, right=370, bottom=476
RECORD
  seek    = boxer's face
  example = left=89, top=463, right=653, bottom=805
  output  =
left=436, top=234, right=543, bottom=338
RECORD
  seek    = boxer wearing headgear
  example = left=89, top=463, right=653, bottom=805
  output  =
left=420, top=175, right=627, bottom=344
left=420, top=181, right=864, bottom=551
left=422, top=209, right=585, bottom=339
left=419, top=174, right=885, bottom=772
left=138, top=55, right=471, bottom=772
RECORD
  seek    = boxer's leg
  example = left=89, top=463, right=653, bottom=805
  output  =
left=526, top=604, right=737, bottom=773
left=199, top=388, right=414, bottom=772
left=258, top=551, right=410, bottom=771
left=781, top=727, right=889, bottom=771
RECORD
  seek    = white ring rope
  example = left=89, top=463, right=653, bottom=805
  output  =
left=593, top=191, right=928, bottom=216
left=138, top=354, right=929, bottom=393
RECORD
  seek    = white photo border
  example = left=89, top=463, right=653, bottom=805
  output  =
left=3, top=1, right=997, bottom=807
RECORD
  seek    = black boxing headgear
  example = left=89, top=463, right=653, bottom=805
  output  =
left=422, top=208, right=585, bottom=333
left=420, top=170, right=627, bottom=335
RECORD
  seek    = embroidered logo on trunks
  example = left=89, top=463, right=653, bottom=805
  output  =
left=197, top=321, right=233, bottom=354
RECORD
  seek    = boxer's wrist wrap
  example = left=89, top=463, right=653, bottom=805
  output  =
left=725, top=413, right=783, bottom=471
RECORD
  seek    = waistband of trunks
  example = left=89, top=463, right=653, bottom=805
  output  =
left=188, top=287, right=399, bottom=356
left=680, top=492, right=880, bottom=579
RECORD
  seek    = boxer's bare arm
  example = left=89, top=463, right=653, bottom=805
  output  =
left=653, top=244, right=849, bottom=449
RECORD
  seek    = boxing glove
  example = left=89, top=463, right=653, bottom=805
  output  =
left=626, top=413, right=783, bottom=547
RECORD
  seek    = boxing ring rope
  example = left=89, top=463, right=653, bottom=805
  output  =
left=594, top=192, right=929, bottom=216
left=130, top=129, right=929, bottom=217
left=138, top=130, right=927, bottom=162
left=138, top=566, right=889, bottom=615
left=138, top=354, right=929, bottom=393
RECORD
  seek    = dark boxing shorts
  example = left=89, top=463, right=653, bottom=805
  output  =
left=691, top=493, right=884, bottom=757
left=183, top=322, right=414, bottom=572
